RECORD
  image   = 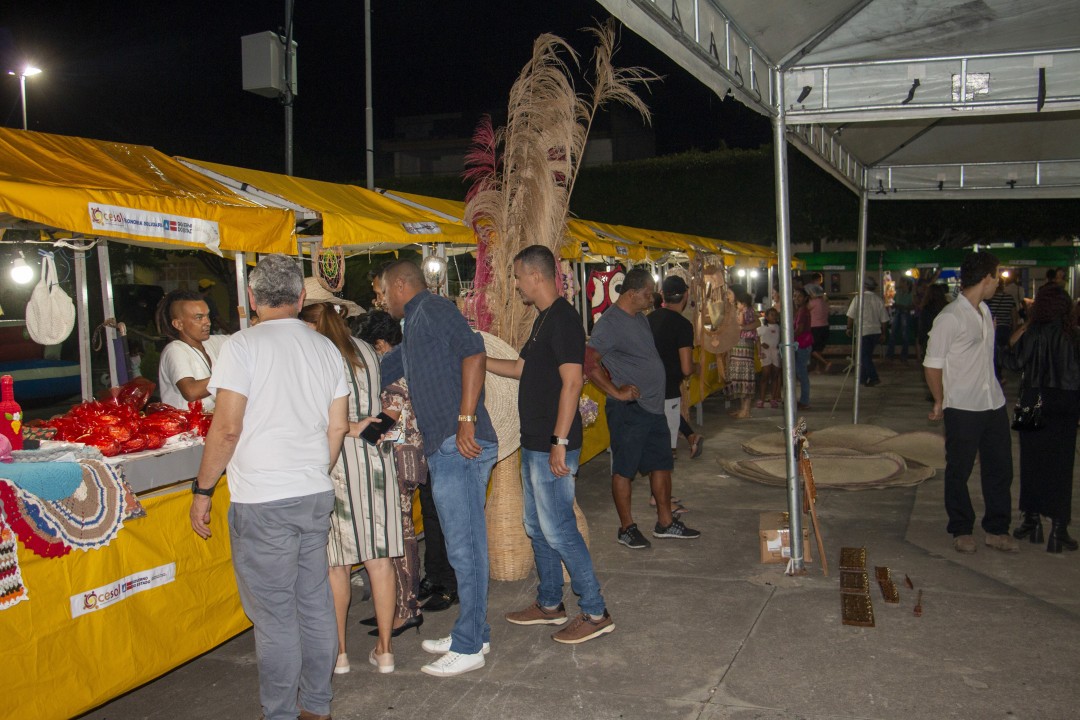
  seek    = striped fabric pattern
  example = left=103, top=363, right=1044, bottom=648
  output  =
left=327, top=339, right=404, bottom=566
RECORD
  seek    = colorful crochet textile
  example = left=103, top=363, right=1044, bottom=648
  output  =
left=0, top=518, right=28, bottom=609
left=0, top=459, right=130, bottom=557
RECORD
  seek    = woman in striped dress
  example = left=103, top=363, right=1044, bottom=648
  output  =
left=726, top=286, right=759, bottom=419
left=301, top=301, right=403, bottom=675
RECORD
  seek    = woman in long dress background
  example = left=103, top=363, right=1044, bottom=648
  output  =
left=1006, top=283, right=1080, bottom=553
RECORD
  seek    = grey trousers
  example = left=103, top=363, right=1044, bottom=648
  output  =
left=229, top=491, right=337, bottom=720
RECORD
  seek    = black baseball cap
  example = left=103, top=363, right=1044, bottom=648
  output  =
left=661, top=276, right=688, bottom=300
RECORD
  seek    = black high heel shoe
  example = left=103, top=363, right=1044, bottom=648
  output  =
left=1047, top=521, right=1079, bottom=553
left=368, top=613, right=423, bottom=637
left=1013, top=512, right=1044, bottom=544
left=358, top=615, right=378, bottom=627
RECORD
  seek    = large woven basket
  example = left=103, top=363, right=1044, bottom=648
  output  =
left=486, top=451, right=533, bottom=581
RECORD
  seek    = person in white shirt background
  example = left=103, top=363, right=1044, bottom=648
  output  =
left=924, top=250, right=1018, bottom=556
left=846, top=276, right=890, bottom=387
left=155, top=289, right=228, bottom=412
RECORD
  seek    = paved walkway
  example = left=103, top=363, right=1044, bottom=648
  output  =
left=80, top=360, right=1080, bottom=720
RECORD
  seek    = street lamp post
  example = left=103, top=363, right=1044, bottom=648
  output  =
left=7, top=66, right=42, bottom=130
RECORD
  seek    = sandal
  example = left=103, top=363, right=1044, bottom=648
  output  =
left=755, top=400, right=765, bottom=409
left=770, top=399, right=779, bottom=409
left=689, top=436, right=704, bottom=459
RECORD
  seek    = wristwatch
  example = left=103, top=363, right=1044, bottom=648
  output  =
left=550, top=436, right=569, bottom=446
left=191, top=479, right=216, bottom=497
left=458, top=414, right=477, bottom=423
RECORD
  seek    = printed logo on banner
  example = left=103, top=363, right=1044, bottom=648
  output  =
left=87, top=203, right=222, bottom=255
left=70, top=562, right=176, bottom=618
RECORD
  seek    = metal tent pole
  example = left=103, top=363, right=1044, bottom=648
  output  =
left=364, top=0, right=375, bottom=190
left=852, top=184, right=869, bottom=424
left=96, top=240, right=119, bottom=388
left=74, top=249, right=93, bottom=401
left=235, top=252, right=251, bottom=329
left=772, top=69, right=804, bottom=573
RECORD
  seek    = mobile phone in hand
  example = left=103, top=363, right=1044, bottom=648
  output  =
left=359, top=413, right=397, bottom=445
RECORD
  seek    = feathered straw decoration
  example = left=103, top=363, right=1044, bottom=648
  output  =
left=464, top=20, right=656, bottom=348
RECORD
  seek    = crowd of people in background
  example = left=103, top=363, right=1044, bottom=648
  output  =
left=152, top=249, right=1077, bottom=720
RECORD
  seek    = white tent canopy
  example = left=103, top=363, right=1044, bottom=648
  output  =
left=597, top=0, right=1080, bottom=200
left=597, top=0, right=1080, bottom=572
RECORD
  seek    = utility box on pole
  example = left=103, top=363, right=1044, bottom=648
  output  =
left=241, top=31, right=298, bottom=98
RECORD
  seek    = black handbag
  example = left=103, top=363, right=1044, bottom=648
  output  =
left=1011, top=374, right=1045, bottom=432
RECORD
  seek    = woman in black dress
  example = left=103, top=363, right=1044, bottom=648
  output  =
left=1007, top=283, right=1080, bottom=553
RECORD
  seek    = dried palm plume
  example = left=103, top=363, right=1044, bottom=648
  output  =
left=464, top=19, right=656, bottom=348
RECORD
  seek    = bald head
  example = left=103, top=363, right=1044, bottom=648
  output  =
left=383, top=260, right=424, bottom=289
left=382, top=259, right=426, bottom=319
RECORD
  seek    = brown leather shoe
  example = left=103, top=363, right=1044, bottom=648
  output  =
left=299, top=710, right=331, bottom=720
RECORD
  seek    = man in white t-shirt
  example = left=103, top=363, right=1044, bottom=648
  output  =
left=190, top=255, right=350, bottom=720
left=846, top=276, right=890, bottom=386
left=924, top=251, right=1017, bottom=555
left=156, top=289, right=228, bottom=412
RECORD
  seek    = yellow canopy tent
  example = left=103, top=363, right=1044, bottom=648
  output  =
left=179, top=159, right=474, bottom=251
left=0, top=129, right=294, bottom=254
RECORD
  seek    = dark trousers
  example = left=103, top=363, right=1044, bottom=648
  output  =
left=858, top=333, right=880, bottom=384
left=943, top=405, right=1014, bottom=536
left=418, top=473, right=457, bottom=592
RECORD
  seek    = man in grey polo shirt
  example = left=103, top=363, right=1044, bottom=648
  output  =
left=587, top=268, right=700, bottom=549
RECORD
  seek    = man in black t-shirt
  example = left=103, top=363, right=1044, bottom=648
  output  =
left=648, top=276, right=700, bottom=457
left=487, top=245, right=614, bottom=645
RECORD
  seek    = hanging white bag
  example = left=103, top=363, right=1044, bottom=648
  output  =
left=25, top=252, right=76, bottom=346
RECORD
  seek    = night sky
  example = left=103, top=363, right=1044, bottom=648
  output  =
left=0, top=1, right=769, bottom=184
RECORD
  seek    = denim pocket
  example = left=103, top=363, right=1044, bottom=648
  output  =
left=436, top=434, right=459, bottom=457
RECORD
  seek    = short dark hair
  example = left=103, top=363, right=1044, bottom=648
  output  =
left=621, top=267, right=654, bottom=293
left=155, top=289, right=203, bottom=340
left=731, top=285, right=753, bottom=307
left=959, top=251, right=999, bottom=289
left=356, top=309, right=403, bottom=347
left=513, top=244, right=557, bottom=279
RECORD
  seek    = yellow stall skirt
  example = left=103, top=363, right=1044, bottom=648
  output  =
left=4, top=479, right=250, bottom=719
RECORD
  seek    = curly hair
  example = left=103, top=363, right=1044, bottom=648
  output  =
left=155, top=289, right=203, bottom=340
left=1029, top=282, right=1076, bottom=330
left=356, top=310, right=402, bottom=348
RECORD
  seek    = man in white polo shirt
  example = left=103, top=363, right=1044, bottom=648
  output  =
left=924, top=251, right=1018, bottom=555
left=189, top=255, right=350, bottom=720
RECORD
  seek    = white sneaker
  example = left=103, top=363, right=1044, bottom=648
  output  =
left=420, top=650, right=486, bottom=677
left=421, top=635, right=490, bottom=655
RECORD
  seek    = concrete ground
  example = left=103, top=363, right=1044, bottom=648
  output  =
left=80, top=358, right=1080, bottom=720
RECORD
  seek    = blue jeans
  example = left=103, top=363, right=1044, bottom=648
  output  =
left=427, top=435, right=498, bottom=654
left=886, top=309, right=912, bottom=360
left=794, top=345, right=812, bottom=405
left=521, top=448, right=605, bottom=617
left=858, top=333, right=881, bottom=384
left=229, top=491, right=337, bottom=720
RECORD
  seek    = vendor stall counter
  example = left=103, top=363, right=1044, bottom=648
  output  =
left=3, top=465, right=249, bottom=719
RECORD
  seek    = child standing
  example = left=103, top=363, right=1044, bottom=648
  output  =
left=756, top=308, right=782, bottom=408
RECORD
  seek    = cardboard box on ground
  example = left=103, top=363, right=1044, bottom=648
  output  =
left=759, top=511, right=813, bottom=564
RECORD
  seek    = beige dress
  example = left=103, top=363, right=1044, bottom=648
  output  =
left=327, top=338, right=404, bottom=566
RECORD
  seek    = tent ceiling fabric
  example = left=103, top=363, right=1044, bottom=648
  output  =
left=0, top=128, right=296, bottom=254
left=596, top=0, right=1080, bottom=199
left=179, top=158, right=475, bottom=250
